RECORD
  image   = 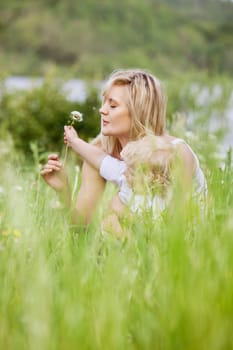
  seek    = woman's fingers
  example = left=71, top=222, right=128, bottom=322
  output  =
left=48, top=159, right=62, bottom=168
left=40, top=168, right=53, bottom=175
left=64, top=134, right=68, bottom=144
left=40, top=166, right=60, bottom=175
left=40, top=158, right=63, bottom=175
left=64, top=125, right=77, bottom=137
left=47, top=153, right=59, bottom=161
left=64, top=127, right=70, bottom=145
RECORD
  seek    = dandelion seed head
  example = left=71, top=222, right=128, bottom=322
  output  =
left=70, top=110, right=83, bottom=122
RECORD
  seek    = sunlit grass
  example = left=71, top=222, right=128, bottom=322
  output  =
left=0, top=140, right=232, bottom=350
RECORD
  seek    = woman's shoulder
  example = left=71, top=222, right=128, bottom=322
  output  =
left=90, top=134, right=104, bottom=149
left=92, top=134, right=122, bottom=159
left=164, top=135, right=198, bottom=171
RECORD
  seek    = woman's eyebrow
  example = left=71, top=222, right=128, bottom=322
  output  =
left=109, top=97, right=118, bottom=104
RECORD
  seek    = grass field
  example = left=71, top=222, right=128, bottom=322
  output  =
left=0, top=137, right=232, bottom=350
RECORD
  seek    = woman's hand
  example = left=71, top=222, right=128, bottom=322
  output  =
left=64, top=125, right=78, bottom=147
left=40, top=153, right=69, bottom=192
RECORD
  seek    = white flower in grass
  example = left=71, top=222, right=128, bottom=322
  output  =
left=14, top=185, right=23, bottom=192
left=49, top=199, right=63, bottom=209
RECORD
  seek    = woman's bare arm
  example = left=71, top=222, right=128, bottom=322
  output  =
left=41, top=153, right=106, bottom=225
left=64, top=125, right=107, bottom=171
left=102, top=194, right=131, bottom=238
left=72, top=160, right=106, bottom=224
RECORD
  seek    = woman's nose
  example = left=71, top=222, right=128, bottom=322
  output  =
left=99, top=104, right=107, bottom=115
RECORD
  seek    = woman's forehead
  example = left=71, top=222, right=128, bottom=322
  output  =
left=103, top=84, right=129, bottom=102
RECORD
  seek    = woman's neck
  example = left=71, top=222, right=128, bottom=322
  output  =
left=111, top=136, right=130, bottom=160
left=118, top=136, right=130, bottom=149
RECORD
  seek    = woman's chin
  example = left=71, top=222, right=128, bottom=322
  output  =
left=101, top=129, right=112, bottom=136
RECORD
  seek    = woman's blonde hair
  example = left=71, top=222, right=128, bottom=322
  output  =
left=100, top=69, right=167, bottom=156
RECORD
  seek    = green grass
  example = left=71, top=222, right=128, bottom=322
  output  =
left=0, top=144, right=233, bottom=350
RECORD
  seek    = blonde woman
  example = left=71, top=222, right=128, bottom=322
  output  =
left=41, top=69, right=206, bottom=225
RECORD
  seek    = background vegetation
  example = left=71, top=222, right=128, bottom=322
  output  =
left=0, top=0, right=232, bottom=155
left=0, top=119, right=232, bottom=350
left=0, top=0, right=232, bottom=78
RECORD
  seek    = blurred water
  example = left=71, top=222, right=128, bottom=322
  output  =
left=223, top=92, right=233, bottom=154
left=4, top=76, right=88, bottom=102
left=190, top=84, right=233, bottom=154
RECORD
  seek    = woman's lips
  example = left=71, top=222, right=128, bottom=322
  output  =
left=102, top=119, right=109, bottom=126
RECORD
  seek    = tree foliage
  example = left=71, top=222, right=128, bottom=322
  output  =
left=0, top=0, right=232, bottom=78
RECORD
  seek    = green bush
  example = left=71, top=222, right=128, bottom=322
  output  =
left=0, top=80, right=101, bottom=157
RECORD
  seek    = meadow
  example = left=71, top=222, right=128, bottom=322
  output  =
left=0, top=78, right=233, bottom=350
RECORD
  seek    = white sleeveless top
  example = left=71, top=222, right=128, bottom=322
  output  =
left=100, top=139, right=207, bottom=217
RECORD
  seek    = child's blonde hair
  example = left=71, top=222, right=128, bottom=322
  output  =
left=120, top=135, right=175, bottom=196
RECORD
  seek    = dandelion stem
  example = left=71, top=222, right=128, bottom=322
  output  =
left=63, top=145, right=69, bottom=166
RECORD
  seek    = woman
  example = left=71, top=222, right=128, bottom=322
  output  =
left=40, top=69, right=206, bottom=225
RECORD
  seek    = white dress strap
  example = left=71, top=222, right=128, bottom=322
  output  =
left=171, top=138, right=184, bottom=145
left=171, top=138, right=199, bottom=166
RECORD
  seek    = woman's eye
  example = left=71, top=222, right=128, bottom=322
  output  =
left=110, top=105, right=117, bottom=108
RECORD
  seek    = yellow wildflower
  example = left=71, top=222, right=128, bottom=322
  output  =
left=13, top=229, right=21, bottom=238
left=2, top=229, right=10, bottom=236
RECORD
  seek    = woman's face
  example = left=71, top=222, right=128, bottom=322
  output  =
left=99, top=85, right=131, bottom=146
